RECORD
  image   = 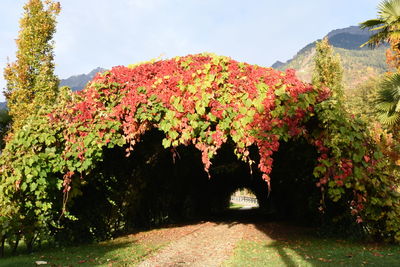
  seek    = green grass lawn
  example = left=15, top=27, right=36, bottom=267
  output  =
left=229, top=202, right=244, bottom=209
left=2, top=224, right=400, bottom=266
left=224, top=237, right=400, bottom=266
left=0, top=235, right=158, bottom=267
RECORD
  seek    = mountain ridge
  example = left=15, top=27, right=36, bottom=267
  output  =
left=59, top=67, right=106, bottom=92
left=272, top=25, right=379, bottom=67
left=272, top=25, right=387, bottom=88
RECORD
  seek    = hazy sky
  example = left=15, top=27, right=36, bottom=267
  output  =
left=0, top=0, right=381, bottom=102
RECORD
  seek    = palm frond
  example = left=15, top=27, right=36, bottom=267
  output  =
left=359, top=19, right=385, bottom=29
left=376, top=72, right=400, bottom=125
left=361, top=29, right=390, bottom=47
left=371, top=25, right=389, bottom=31
left=378, top=0, right=400, bottom=22
left=379, top=112, right=400, bottom=125
left=361, top=1, right=400, bottom=48
left=382, top=87, right=400, bottom=102
left=376, top=101, right=397, bottom=113
left=395, top=100, right=400, bottom=112
left=380, top=73, right=400, bottom=94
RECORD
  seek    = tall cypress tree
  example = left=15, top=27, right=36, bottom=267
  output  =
left=312, top=37, right=344, bottom=102
left=3, top=0, right=60, bottom=130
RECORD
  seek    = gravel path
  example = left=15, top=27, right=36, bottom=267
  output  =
left=137, top=222, right=244, bottom=267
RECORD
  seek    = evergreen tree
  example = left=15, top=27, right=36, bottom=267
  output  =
left=312, top=37, right=344, bottom=102
left=3, top=0, right=61, bottom=130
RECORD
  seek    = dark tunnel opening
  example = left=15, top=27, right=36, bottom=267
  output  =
left=56, top=129, right=321, bottom=243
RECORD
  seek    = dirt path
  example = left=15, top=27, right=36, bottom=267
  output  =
left=137, top=221, right=245, bottom=267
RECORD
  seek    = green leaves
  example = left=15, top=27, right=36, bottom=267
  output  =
left=162, top=138, right=171, bottom=148
left=274, top=85, right=287, bottom=97
left=170, top=95, right=184, bottom=113
left=311, top=96, right=400, bottom=242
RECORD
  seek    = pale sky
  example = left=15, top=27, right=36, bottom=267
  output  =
left=0, top=0, right=381, bottom=102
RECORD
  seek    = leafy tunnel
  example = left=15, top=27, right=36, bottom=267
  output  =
left=60, top=128, right=320, bottom=243
left=1, top=53, right=399, bottom=249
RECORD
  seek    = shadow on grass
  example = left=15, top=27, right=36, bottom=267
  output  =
left=212, top=208, right=400, bottom=267
left=0, top=237, right=153, bottom=267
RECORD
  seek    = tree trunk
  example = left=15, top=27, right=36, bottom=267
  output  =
left=26, top=232, right=37, bottom=253
left=11, top=234, right=20, bottom=255
left=0, top=236, right=5, bottom=258
left=26, top=237, right=33, bottom=253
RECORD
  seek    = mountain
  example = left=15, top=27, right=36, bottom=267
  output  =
left=272, top=26, right=388, bottom=89
left=0, top=102, right=6, bottom=110
left=60, top=67, right=106, bottom=92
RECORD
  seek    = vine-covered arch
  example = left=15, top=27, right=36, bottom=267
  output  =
left=1, top=53, right=399, bottom=249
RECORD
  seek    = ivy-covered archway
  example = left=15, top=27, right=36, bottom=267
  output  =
left=1, top=53, right=399, bottom=251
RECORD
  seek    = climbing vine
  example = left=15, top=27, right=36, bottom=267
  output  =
left=0, top=53, right=399, bottom=253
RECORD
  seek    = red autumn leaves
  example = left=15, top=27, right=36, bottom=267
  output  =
left=54, top=53, right=327, bottom=192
